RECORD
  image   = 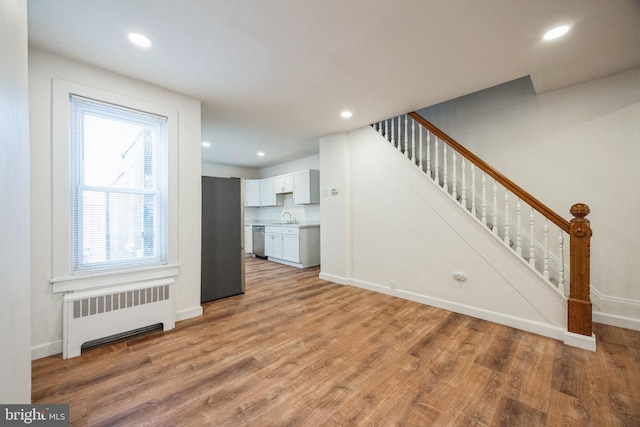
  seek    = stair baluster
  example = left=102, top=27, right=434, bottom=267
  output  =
left=529, top=208, right=536, bottom=268
left=443, top=144, right=448, bottom=191
left=418, top=127, right=423, bottom=170
left=391, top=116, right=396, bottom=147
left=543, top=219, right=550, bottom=280
left=558, top=231, right=565, bottom=294
left=481, top=172, right=487, bottom=226
left=492, top=181, right=498, bottom=235
left=516, top=198, right=522, bottom=256
left=426, top=131, right=432, bottom=177
left=461, top=160, right=467, bottom=209
left=396, top=116, right=400, bottom=149
left=504, top=190, right=510, bottom=245
left=411, top=118, right=416, bottom=163
left=404, top=115, right=409, bottom=158
left=471, top=164, right=477, bottom=217
left=452, top=152, right=457, bottom=201
left=434, top=136, right=439, bottom=185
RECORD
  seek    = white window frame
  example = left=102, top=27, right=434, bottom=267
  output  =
left=50, top=79, right=179, bottom=293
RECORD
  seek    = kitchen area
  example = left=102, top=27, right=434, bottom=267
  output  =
left=201, top=158, right=321, bottom=304
left=245, top=169, right=321, bottom=269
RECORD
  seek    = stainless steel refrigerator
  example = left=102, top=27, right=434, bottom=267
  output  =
left=201, top=176, right=245, bottom=303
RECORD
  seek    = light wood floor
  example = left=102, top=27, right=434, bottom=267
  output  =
left=33, top=258, right=640, bottom=426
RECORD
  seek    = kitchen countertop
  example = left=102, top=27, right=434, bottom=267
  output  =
left=245, top=220, right=320, bottom=229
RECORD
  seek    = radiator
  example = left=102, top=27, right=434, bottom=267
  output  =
left=62, top=278, right=175, bottom=359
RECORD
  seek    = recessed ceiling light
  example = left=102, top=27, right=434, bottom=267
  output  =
left=201, top=141, right=211, bottom=148
left=341, top=111, right=353, bottom=119
left=257, top=152, right=265, bottom=157
left=543, top=25, right=570, bottom=41
left=128, top=32, right=153, bottom=48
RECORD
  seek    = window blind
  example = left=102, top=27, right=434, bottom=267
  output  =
left=70, top=94, right=168, bottom=274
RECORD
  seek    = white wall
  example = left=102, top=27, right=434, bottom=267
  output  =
left=319, top=134, right=350, bottom=283
left=29, top=48, right=203, bottom=359
left=0, top=0, right=31, bottom=402
left=258, top=154, right=319, bottom=178
left=417, top=69, right=640, bottom=328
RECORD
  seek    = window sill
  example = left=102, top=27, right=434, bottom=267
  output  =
left=51, top=263, right=180, bottom=293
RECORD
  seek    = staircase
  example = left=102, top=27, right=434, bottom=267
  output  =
left=371, top=112, right=594, bottom=348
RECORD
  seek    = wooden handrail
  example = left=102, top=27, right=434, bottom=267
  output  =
left=408, top=112, right=569, bottom=232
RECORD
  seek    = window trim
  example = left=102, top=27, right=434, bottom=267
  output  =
left=51, top=79, right=179, bottom=293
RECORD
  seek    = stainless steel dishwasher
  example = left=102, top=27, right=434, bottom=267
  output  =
left=252, top=225, right=265, bottom=257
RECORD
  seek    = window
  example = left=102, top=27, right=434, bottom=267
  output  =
left=69, top=95, right=168, bottom=274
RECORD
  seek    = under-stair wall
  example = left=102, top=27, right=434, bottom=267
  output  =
left=415, top=72, right=640, bottom=331
left=320, top=126, right=578, bottom=344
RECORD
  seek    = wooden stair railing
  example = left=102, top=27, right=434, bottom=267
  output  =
left=374, top=112, right=592, bottom=337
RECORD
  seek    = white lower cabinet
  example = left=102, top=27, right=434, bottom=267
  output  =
left=281, top=228, right=300, bottom=263
left=244, top=225, right=253, bottom=254
left=265, top=226, right=282, bottom=258
left=264, top=225, right=319, bottom=268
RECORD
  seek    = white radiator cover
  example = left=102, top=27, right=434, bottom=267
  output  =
left=63, top=278, right=175, bottom=359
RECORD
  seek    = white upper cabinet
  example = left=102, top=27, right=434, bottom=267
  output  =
left=293, top=169, right=320, bottom=204
left=273, top=173, right=293, bottom=194
left=259, top=177, right=277, bottom=206
left=245, top=179, right=260, bottom=207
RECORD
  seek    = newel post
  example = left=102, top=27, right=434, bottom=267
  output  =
left=568, top=203, right=593, bottom=336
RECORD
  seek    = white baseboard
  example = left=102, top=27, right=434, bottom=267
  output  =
left=591, top=287, right=640, bottom=331
left=593, top=311, right=640, bottom=331
left=175, top=305, right=203, bottom=322
left=31, top=340, right=62, bottom=360
left=319, top=272, right=349, bottom=285
left=563, top=331, right=596, bottom=352
left=348, top=278, right=567, bottom=343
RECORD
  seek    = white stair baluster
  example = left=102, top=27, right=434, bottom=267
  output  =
left=492, top=181, right=498, bottom=235
left=378, top=121, right=383, bottom=135
left=391, top=116, right=396, bottom=147
left=411, top=119, right=416, bottom=163
left=481, top=172, right=487, bottom=226
left=396, top=117, right=401, bottom=151
left=396, top=116, right=402, bottom=151
left=443, top=144, right=448, bottom=190
left=418, top=126, right=423, bottom=170
left=529, top=208, right=536, bottom=268
left=452, top=152, right=457, bottom=201
left=558, top=231, right=565, bottom=294
left=516, top=198, right=522, bottom=256
left=434, top=137, right=439, bottom=185
left=461, top=159, right=467, bottom=209
left=543, top=219, right=550, bottom=280
left=504, top=190, right=510, bottom=245
left=471, top=164, right=477, bottom=217
left=404, top=115, right=409, bottom=158
left=426, top=131, right=432, bottom=177
left=385, top=119, right=389, bottom=141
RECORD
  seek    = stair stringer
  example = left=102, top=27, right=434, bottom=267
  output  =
left=345, top=126, right=568, bottom=341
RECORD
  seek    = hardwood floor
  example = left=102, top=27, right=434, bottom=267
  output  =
left=33, top=258, right=640, bottom=426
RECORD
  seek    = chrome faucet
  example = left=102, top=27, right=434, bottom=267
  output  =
left=282, top=211, right=292, bottom=224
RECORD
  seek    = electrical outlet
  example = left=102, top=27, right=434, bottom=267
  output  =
left=389, top=280, right=397, bottom=289
left=453, top=273, right=467, bottom=282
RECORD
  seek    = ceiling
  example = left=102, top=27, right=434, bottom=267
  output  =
left=27, top=0, right=640, bottom=169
